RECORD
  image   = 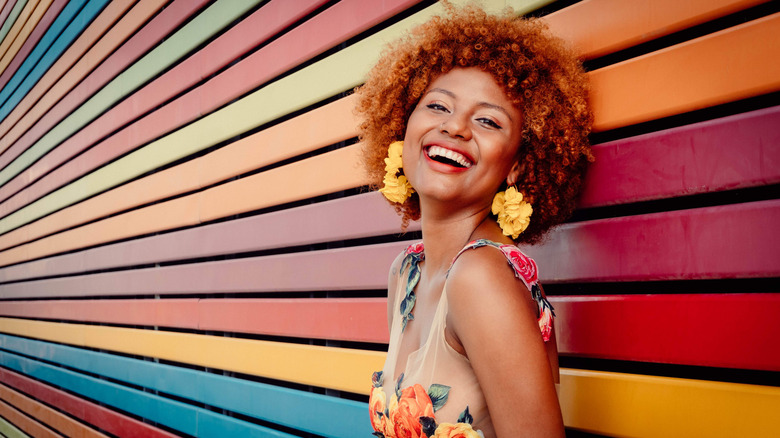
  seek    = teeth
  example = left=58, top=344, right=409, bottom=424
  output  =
left=427, top=146, right=472, bottom=168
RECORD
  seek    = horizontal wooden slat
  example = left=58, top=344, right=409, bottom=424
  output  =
left=0, top=351, right=297, bottom=438
left=590, top=12, right=780, bottom=132
left=1, top=10, right=777, bottom=244
left=0, top=0, right=424, bottom=223
left=1, top=200, right=776, bottom=296
left=559, top=368, right=780, bottom=437
left=0, top=0, right=325, bottom=205
left=552, top=294, right=780, bottom=371
left=0, top=95, right=360, bottom=253
left=0, top=382, right=106, bottom=438
left=0, top=367, right=180, bottom=438
left=0, top=0, right=111, bottom=120
left=0, top=0, right=262, bottom=188
left=0, top=0, right=66, bottom=91
left=0, top=416, right=29, bottom=438
left=523, top=199, right=780, bottom=282
left=581, top=105, right=780, bottom=207
left=0, top=145, right=365, bottom=266
left=0, top=0, right=53, bottom=77
left=0, top=0, right=43, bottom=71
left=0, top=297, right=388, bottom=343
left=0, top=317, right=386, bottom=395
left=545, top=0, right=769, bottom=59
left=0, top=240, right=403, bottom=298
left=0, top=334, right=373, bottom=437
left=3, top=294, right=779, bottom=372
left=0, top=192, right=398, bottom=282
left=1, top=325, right=776, bottom=437
left=0, top=399, right=40, bottom=438
left=1, top=101, right=776, bottom=264
left=0, top=0, right=172, bottom=152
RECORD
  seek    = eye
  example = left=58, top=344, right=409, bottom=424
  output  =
left=426, top=102, right=449, bottom=112
left=476, top=117, right=501, bottom=129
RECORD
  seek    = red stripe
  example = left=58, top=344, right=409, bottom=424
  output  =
left=0, top=0, right=68, bottom=91
left=581, top=106, right=780, bottom=207
left=0, top=0, right=420, bottom=217
left=552, top=294, right=780, bottom=371
left=0, top=367, right=180, bottom=438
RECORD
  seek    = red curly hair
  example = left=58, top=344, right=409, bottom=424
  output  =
left=355, top=4, right=593, bottom=244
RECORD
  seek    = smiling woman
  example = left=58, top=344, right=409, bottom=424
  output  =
left=355, top=4, right=592, bottom=437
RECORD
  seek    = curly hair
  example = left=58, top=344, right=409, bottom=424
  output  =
left=354, top=4, right=593, bottom=244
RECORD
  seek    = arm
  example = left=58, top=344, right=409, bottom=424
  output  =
left=446, top=249, right=564, bottom=437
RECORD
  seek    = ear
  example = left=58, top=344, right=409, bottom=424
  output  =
left=506, top=160, right=523, bottom=186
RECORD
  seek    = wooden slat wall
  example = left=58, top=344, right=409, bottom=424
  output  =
left=0, top=0, right=777, bottom=437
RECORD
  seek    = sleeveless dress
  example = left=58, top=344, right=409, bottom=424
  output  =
left=369, top=239, right=555, bottom=438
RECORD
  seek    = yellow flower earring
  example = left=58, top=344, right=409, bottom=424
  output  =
left=379, top=141, right=415, bottom=204
left=491, top=186, right=533, bottom=239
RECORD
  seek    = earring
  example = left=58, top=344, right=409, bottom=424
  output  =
left=379, top=141, right=415, bottom=204
left=491, top=186, right=533, bottom=239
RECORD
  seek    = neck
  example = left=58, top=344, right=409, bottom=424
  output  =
left=417, top=201, right=495, bottom=274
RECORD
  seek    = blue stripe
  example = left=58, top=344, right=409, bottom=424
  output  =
left=0, top=349, right=296, bottom=438
left=0, top=0, right=105, bottom=118
left=0, top=333, right=373, bottom=437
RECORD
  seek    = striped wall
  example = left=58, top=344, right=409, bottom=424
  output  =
left=0, top=0, right=777, bottom=436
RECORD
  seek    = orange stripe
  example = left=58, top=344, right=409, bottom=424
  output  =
left=0, top=398, right=52, bottom=438
left=590, top=12, right=780, bottom=131
left=545, top=0, right=769, bottom=59
left=0, top=382, right=106, bottom=437
left=0, top=0, right=42, bottom=69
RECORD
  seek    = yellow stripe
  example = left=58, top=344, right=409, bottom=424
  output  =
left=0, top=317, right=384, bottom=395
left=560, top=368, right=780, bottom=437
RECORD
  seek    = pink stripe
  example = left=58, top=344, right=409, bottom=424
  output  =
left=0, top=0, right=420, bottom=218
left=0, top=200, right=778, bottom=298
left=0, top=297, right=389, bottom=343
left=581, top=106, right=780, bottom=207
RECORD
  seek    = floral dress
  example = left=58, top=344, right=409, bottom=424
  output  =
left=369, top=239, right=555, bottom=438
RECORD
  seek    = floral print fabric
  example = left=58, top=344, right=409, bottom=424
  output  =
left=371, top=239, right=554, bottom=437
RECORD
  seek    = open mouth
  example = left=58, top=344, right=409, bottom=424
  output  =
left=425, top=145, right=473, bottom=168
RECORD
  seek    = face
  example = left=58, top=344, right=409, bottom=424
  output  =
left=402, top=67, right=523, bottom=211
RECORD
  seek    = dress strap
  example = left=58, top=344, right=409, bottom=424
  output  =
left=448, top=239, right=555, bottom=342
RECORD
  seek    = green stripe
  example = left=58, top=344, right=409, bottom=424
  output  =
left=0, top=0, right=551, bottom=235
left=0, top=0, right=29, bottom=45
left=0, top=415, right=28, bottom=438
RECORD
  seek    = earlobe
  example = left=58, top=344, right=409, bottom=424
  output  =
left=506, top=160, right=523, bottom=186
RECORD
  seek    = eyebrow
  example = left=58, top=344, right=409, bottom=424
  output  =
left=426, top=87, right=515, bottom=122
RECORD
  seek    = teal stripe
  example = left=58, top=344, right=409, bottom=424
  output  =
left=0, top=0, right=29, bottom=47
left=0, top=350, right=296, bottom=438
left=0, top=0, right=91, bottom=114
left=0, top=333, right=372, bottom=437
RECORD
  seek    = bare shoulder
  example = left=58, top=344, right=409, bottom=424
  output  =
left=445, top=246, right=538, bottom=327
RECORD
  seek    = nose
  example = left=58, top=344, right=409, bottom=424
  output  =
left=440, top=114, right=471, bottom=140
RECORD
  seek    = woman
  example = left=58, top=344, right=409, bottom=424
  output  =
left=356, top=5, right=592, bottom=437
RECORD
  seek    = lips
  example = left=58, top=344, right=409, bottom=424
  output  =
left=425, top=145, right=473, bottom=168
